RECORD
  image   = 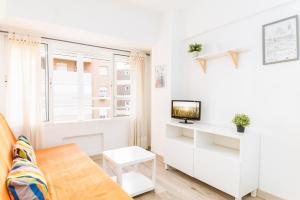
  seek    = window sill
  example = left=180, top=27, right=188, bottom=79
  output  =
left=42, top=116, right=130, bottom=125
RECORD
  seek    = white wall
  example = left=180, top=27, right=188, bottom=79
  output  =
left=151, top=14, right=173, bottom=155
left=42, top=118, right=129, bottom=154
left=151, top=11, right=188, bottom=155
left=185, top=0, right=294, bottom=38
left=0, top=0, right=6, bottom=17
left=170, top=11, right=188, bottom=99
left=180, top=0, right=300, bottom=199
left=2, top=0, right=162, bottom=50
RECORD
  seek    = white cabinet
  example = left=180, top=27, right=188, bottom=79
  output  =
left=164, top=122, right=260, bottom=200
left=165, top=138, right=194, bottom=176
left=165, top=124, right=194, bottom=176
left=194, top=147, right=240, bottom=196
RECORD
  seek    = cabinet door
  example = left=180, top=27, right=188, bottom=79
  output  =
left=165, top=138, right=194, bottom=176
left=194, top=148, right=240, bottom=196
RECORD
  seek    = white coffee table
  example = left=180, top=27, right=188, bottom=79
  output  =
left=103, top=146, right=156, bottom=197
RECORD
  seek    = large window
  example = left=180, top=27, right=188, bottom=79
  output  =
left=42, top=43, right=131, bottom=122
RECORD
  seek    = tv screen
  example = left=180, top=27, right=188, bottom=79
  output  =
left=171, top=100, right=201, bottom=123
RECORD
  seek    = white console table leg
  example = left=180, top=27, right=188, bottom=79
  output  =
left=116, top=167, right=123, bottom=186
left=251, top=190, right=257, bottom=197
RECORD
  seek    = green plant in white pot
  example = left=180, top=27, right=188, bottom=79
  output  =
left=188, top=43, right=202, bottom=58
left=232, top=114, right=250, bottom=133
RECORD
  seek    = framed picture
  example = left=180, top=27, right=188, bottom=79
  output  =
left=263, top=15, right=299, bottom=65
left=155, top=65, right=166, bottom=88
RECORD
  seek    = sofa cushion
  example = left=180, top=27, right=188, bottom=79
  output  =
left=13, top=136, right=37, bottom=164
left=7, top=159, right=49, bottom=200
left=18, top=135, right=32, bottom=146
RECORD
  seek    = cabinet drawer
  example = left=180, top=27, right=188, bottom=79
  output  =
left=165, top=138, right=194, bottom=176
left=194, top=148, right=240, bottom=196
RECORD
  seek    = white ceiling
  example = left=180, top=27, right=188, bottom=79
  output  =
left=126, top=0, right=199, bottom=12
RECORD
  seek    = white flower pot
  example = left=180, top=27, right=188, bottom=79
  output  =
left=190, top=51, right=199, bottom=58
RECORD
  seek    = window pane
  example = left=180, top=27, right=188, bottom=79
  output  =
left=84, top=58, right=112, bottom=120
left=40, top=44, right=49, bottom=122
left=53, top=56, right=79, bottom=121
left=114, top=55, right=131, bottom=117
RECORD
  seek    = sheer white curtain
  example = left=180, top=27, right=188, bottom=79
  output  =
left=6, top=33, right=43, bottom=149
left=129, top=52, right=148, bottom=148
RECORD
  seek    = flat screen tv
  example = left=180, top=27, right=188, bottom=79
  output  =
left=171, top=100, right=201, bottom=124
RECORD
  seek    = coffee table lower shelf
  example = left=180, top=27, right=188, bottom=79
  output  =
left=111, top=171, right=155, bottom=197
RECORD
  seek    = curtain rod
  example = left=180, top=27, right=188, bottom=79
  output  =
left=0, top=30, right=131, bottom=54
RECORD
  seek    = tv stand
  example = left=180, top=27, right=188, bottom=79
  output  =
left=164, top=122, right=260, bottom=200
left=179, top=119, right=193, bottom=124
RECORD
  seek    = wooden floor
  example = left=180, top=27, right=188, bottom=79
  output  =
left=92, top=156, right=264, bottom=200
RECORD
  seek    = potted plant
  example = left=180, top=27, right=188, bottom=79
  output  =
left=188, top=43, right=202, bottom=58
left=232, top=114, right=250, bottom=133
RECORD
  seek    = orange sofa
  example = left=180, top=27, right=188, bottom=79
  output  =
left=0, top=114, right=133, bottom=200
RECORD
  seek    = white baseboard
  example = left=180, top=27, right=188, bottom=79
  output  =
left=257, top=190, right=283, bottom=200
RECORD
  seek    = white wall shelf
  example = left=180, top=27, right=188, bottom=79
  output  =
left=195, top=49, right=246, bottom=73
left=165, top=121, right=260, bottom=200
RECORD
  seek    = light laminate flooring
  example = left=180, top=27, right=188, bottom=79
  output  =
left=92, top=155, right=264, bottom=200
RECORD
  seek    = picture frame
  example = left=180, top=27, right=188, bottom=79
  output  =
left=262, top=15, right=299, bottom=65
left=155, top=64, right=166, bottom=88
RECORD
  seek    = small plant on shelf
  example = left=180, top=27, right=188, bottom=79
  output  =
left=232, top=114, right=250, bottom=133
left=188, top=43, right=202, bottom=58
